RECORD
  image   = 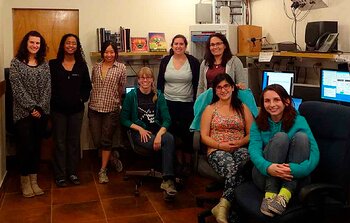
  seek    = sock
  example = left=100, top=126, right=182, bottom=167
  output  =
left=279, top=187, right=292, bottom=202
left=265, top=192, right=277, bottom=199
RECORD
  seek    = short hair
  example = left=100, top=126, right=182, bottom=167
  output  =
left=15, top=30, right=47, bottom=65
left=100, top=41, right=119, bottom=60
left=204, top=33, right=233, bottom=69
left=256, top=84, right=296, bottom=131
left=56, top=33, right=86, bottom=64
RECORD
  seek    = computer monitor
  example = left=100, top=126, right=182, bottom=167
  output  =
left=262, top=70, right=295, bottom=95
left=320, top=69, right=350, bottom=105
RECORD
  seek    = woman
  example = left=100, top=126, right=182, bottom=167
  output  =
left=9, top=30, right=51, bottom=197
left=249, top=84, right=319, bottom=217
left=121, top=67, right=177, bottom=200
left=157, top=34, right=200, bottom=176
left=200, top=73, right=253, bottom=223
left=50, top=34, right=92, bottom=187
left=89, top=41, right=126, bottom=184
left=197, top=33, right=247, bottom=97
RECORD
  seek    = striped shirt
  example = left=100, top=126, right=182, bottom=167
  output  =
left=89, top=60, right=126, bottom=113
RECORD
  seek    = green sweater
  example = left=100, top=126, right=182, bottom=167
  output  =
left=248, top=115, right=319, bottom=178
left=120, top=88, right=171, bottom=130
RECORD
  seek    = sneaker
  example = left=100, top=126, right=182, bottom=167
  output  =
left=69, top=175, right=81, bottom=185
left=260, top=197, right=275, bottom=217
left=98, top=168, right=109, bottom=184
left=268, top=195, right=287, bottom=215
left=160, top=180, right=177, bottom=196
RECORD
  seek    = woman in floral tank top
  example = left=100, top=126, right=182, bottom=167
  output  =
left=200, top=73, right=253, bottom=223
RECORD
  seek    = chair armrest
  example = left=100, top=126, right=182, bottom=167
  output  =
left=299, top=183, right=346, bottom=205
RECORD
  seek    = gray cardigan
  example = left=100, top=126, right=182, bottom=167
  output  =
left=196, top=56, right=246, bottom=97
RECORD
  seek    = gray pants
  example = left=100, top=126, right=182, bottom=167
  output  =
left=52, top=111, right=83, bottom=179
left=252, top=132, right=310, bottom=195
left=131, top=131, right=175, bottom=177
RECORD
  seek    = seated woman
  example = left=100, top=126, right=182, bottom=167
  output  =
left=200, top=73, right=253, bottom=223
left=120, top=67, right=177, bottom=200
left=249, top=84, right=319, bottom=217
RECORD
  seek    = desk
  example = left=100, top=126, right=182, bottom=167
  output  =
left=237, top=51, right=340, bottom=59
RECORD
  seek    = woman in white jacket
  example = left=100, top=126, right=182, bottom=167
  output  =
left=197, top=33, right=247, bottom=97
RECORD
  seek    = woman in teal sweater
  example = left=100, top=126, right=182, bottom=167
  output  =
left=120, top=67, right=177, bottom=200
left=249, top=84, right=319, bottom=217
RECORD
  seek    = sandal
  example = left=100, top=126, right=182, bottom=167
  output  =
left=69, top=175, right=81, bottom=185
left=55, top=178, right=67, bottom=187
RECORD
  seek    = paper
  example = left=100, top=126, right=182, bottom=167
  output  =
left=259, top=52, right=274, bottom=62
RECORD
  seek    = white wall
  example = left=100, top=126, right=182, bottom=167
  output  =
left=3, top=0, right=198, bottom=68
left=251, top=0, right=350, bottom=51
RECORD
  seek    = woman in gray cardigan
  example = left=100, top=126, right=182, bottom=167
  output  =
left=197, top=33, right=247, bottom=97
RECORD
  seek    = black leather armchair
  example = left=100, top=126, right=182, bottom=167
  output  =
left=234, top=101, right=350, bottom=223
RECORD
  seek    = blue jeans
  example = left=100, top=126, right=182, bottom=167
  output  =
left=208, top=148, right=250, bottom=202
left=52, top=111, right=84, bottom=179
left=131, top=131, right=175, bottom=177
left=252, top=132, right=310, bottom=195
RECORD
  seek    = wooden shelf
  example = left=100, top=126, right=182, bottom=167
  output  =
left=90, top=51, right=168, bottom=60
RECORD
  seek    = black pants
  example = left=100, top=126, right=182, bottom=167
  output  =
left=15, top=116, right=46, bottom=176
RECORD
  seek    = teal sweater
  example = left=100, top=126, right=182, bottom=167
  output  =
left=120, top=88, right=171, bottom=130
left=248, top=115, right=319, bottom=178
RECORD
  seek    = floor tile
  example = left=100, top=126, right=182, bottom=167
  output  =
left=107, top=213, right=162, bottom=223
left=1, top=191, right=51, bottom=211
left=96, top=179, right=135, bottom=199
left=159, top=207, right=209, bottom=223
left=0, top=206, right=51, bottom=223
left=52, top=185, right=99, bottom=205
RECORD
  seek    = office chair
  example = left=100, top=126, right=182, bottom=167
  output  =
left=234, top=101, right=350, bottom=223
left=123, top=129, right=162, bottom=196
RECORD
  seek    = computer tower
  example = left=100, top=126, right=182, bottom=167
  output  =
left=305, top=21, right=338, bottom=51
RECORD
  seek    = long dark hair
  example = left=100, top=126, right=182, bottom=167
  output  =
left=169, top=34, right=188, bottom=56
left=211, top=73, right=244, bottom=118
left=256, top=84, right=297, bottom=131
left=204, top=33, right=233, bottom=69
left=56, top=33, right=86, bottom=63
left=15, top=30, right=47, bottom=65
left=100, top=41, right=118, bottom=60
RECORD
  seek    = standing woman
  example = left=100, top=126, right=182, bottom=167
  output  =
left=9, top=31, right=51, bottom=197
left=89, top=41, right=126, bottom=184
left=157, top=34, right=200, bottom=175
left=50, top=34, right=92, bottom=187
left=197, top=33, right=247, bottom=97
left=200, top=73, right=253, bottom=223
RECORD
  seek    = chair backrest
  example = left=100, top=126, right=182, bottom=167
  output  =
left=299, top=101, right=350, bottom=189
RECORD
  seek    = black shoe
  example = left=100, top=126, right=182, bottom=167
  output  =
left=55, top=178, right=67, bottom=187
left=69, top=175, right=81, bottom=185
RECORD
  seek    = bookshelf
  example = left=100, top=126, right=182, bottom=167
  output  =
left=90, top=51, right=168, bottom=61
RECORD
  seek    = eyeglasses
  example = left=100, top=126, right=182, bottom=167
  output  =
left=209, top=42, right=223, bottom=47
left=139, top=76, right=152, bottom=80
left=215, top=84, right=231, bottom=91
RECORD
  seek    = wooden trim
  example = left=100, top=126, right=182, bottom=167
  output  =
left=0, top=80, right=5, bottom=97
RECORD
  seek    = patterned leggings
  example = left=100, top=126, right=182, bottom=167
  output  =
left=208, top=148, right=250, bottom=202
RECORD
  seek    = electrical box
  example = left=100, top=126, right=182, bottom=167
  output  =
left=291, top=0, right=329, bottom=10
left=195, top=3, right=213, bottom=24
left=189, top=24, right=238, bottom=61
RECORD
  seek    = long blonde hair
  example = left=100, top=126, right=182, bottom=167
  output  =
left=138, top=67, right=158, bottom=103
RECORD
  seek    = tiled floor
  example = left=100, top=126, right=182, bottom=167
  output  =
left=0, top=150, right=220, bottom=223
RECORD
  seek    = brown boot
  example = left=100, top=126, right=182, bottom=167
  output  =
left=29, top=174, right=44, bottom=195
left=211, top=198, right=231, bottom=223
left=20, top=176, right=35, bottom=198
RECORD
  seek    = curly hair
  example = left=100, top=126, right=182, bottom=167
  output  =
left=15, top=30, right=47, bottom=65
left=211, top=73, right=244, bottom=119
left=56, top=33, right=86, bottom=63
left=256, top=84, right=297, bottom=132
left=204, top=33, right=233, bottom=69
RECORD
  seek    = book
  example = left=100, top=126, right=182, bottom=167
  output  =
left=130, top=37, right=148, bottom=52
left=148, top=32, right=167, bottom=52
left=125, top=28, right=131, bottom=52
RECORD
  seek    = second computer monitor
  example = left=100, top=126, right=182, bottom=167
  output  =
left=262, top=70, right=295, bottom=95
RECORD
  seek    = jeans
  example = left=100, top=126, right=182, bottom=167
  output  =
left=208, top=148, right=250, bottom=202
left=131, top=131, right=175, bottom=177
left=252, top=132, right=310, bottom=195
left=15, top=116, right=47, bottom=176
left=52, top=111, right=84, bottom=179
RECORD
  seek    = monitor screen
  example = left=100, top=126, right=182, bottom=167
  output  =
left=320, top=69, right=350, bottom=104
left=262, top=70, right=295, bottom=95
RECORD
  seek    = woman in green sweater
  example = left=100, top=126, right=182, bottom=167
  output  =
left=249, top=84, right=319, bottom=217
left=120, top=67, right=177, bottom=200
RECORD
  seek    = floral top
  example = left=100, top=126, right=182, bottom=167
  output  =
left=208, top=106, right=245, bottom=155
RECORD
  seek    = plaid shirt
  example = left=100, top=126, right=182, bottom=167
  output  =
left=89, top=61, right=126, bottom=113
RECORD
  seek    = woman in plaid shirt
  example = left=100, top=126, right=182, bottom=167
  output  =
left=88, top=41, right=126, bottom=184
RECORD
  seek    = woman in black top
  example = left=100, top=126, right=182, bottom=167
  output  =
left=49, top=33, right=91, bottom=187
